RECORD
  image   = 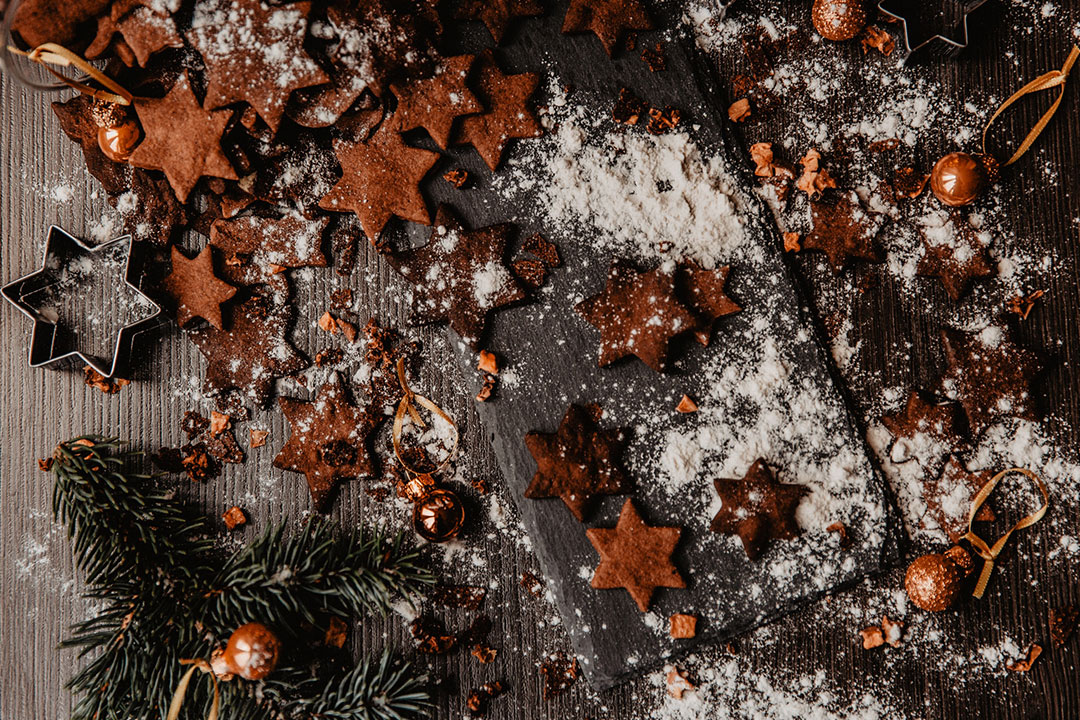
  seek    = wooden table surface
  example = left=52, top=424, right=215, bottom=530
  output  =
left=2, top=1, right=1079, bottom=718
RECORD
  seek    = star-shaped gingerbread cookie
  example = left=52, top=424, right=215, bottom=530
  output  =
left=455, top=0, right=543, bottom=43
left=802, top=191, right=884, bottom=273
left=129, top=70, right=238, bottom=202
left=524, top=403, right=630, bottom=521
left=676, top=261, right=740, bottom=346
left=940, top=327, right=1041, bottom=437
left=882, top=389, right=967, bottom=475
left=319, top=120, right=439, bottom=242
left=187, top=274, right=307, bottom=406
left=210, top=211, right=329, bottom=279
left=710, top=459, right=808, bottom=560
left=576, top=260, right=698, bottom=372
left=925, top=455, right=996, bottom=542
left=187, top=0, right=327, bottom=132
left=387, top=206, right=526, bottom=349
left=562, top=0, right=652, bottom=56
left=162, top=245, right=237, bottom=329
left=453, top=51, right=542, bottom=171
left=917, top=211, right=995, bottom=300
left=587, top=499, right=685, bottom=612
left=86, top=3, right=184, bottom=67
left=391, top=55, right=483, bottom=149
left=274, top=374, right=379, bottom=511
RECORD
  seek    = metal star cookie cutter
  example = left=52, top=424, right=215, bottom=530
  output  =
left=1, top=226, right=162, bottom=377
left=878, top=0, right=991, bottom=63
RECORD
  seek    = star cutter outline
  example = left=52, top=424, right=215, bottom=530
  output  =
left=878, top=0, right=990, bottom=63
left=1, top=226, right=162, bottom=377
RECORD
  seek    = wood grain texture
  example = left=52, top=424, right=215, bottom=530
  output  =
left=2, top=1, right=1079, bottom=718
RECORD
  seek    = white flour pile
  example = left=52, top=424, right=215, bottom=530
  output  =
left=495, top=83, right=755, bottom=269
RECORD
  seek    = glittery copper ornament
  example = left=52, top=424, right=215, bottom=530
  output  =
left=904, top=546, right=972, bottom=612
left=811, top=0, right=870, bottom=42
left=930, top=151, right=988, bottom=207
left=222, top=622, right=281, bottom=680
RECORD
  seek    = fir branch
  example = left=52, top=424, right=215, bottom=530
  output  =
left=202, top=521, right=435, bottom=635
left=50, top=436, right=217, bottom=586
left=282, top=651, right=434, bottom=720
left=47, top=436, right=434, bottom=720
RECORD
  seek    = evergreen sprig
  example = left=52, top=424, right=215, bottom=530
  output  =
left=202, top=521, right=433, bottom=633
left=47, top=435, right=435, bottom=720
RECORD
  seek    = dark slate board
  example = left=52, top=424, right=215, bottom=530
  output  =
left=388, top=4, right=905, bottom=690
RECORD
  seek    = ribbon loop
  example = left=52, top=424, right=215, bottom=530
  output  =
left=982, top=45, right=1079, bottom=167
left=166, top=658, right=220, bottom=720
left=5, top=42, right=134, bottom=105
left=962, top=467, right=1049, bottom=599
left=392, top=358, right=459, bottom=479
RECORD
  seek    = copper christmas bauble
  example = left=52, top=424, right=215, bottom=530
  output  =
left=904, top=549, right=967, bottom=612
left=222, top=622, right=281, bottom=680
left=413, top=488, right=465, bottom=543
left=811, top=0, right=870, bottom=41
left=930, top=151, right=988, bottom=207
left=97, top=118, right=143, bottom=163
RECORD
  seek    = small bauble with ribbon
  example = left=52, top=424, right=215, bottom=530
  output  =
left=930, top=45, right=1078, bottom=207
left=392, top=357, right=467, bottom=543
left=905, top=466, right=1049, bottom=612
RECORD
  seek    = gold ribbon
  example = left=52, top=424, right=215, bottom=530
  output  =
left=962, top=467, right=1049, bottom=599
left=166, top=659, right=221, bottom=720
left=391, top=357, right=458, bottom=478
left=5, top=43, right=133, bottom=105
left=982, top=45, right=1079, bottom=167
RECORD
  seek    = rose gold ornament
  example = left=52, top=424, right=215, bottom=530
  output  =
left=904, top=546, right=973, bottom=612
left=812, top=0, right=870, bottom=42
left=222, top=622, right=281, bottom=680
left=930, top=151, right=988, bottom=207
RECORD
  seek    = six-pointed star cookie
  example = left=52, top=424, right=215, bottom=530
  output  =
left=130, top=70, right=238, bottom=202
left=210, top=211, right=329, bottom=278
left=274, top=374, right=379, bottom=511
left=587, top=499, right=685, bottom=612
left=917, top=211, right=995, bottom=300
left=187, top=0, right=327, bottom=131
left=802, top=191, right=884, bottom=273
left=576, top=260, right=698, bottom=372
left=162, top=245, right=237, bottom=329
left=453, top=51, right=542, bottom=171
left=387, top=206, right=526, bottom=349
left=562, top=0, right=652, bottom=56
left=391, top=55, right=483, bottom=149
left=882, top=389, right=967, bottom=475
left=940, top=326, right=1041, bottom=436
left=455, top=0, right=543, bottom=43
left=187, top=275, right=307, bottom=406
left=319, top=120, right=439, bottom=242
left=524, top=403, right=630, bottom=521
left=710, top=458, right=808, bottom=560
left=925, top=455, right=996, bottom=542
